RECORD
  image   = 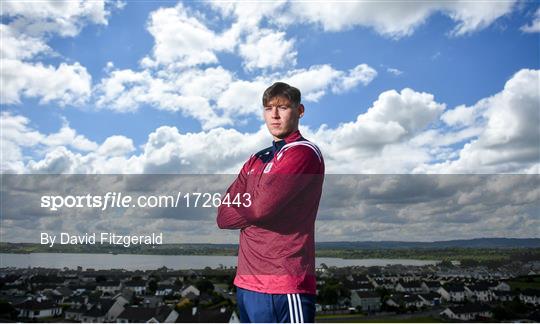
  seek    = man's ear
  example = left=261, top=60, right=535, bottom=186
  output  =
left=298, top=104, right=305, bottom=118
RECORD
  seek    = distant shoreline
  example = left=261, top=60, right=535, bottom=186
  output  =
left=1, top=239, right=539, bottom=263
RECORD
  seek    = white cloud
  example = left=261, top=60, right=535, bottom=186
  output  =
left=43, top=123, right=98, bottom=152
left=332, top=64, right=378, bottom=93
left=0, top=24, right=51, bottom=60
left=441, top=104, right=480, bottom=127
left=1, top=59, right=92, bottom=106
left=1, top=112, right=269, bottom=174
left=208, top=1, right=287, bottom=29
left=2, top=0, right=110, bottom=37
left=303, top=88, right=445, bottom=173
left=444, top=1, right=517, bottom=36
left=27, top=146, right=83, bottom=174
left=96, top=63, right=376, bottom=128
left=94, top=67, right=232, bottom=129
left=521, top=7, right=540, bottom=33
left=0, top=0, right=119, bottom=107
left=0, top=112, right=43, bottom=173
left=286, top=1, right=516, bottom=38
left=283, top=65, right=342, bottom=101
left=387, top=68, right=403, bottom=76
left=239, top=29, right=297, bottom=71
left=97, top=135, right=135, bottom=157
left=139, top=126, right=267, bottom=173
left=7, top=69, right=537, bottom=175
left=0, top=112, right=97, bottom=173
left=146, top=3, right=235, bottom=68
left=216, top=80, right=268, bottom=116
left=417, top=69, right=540, bottom=173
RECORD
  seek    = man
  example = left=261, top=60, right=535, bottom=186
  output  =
left=216, top=82, right=325, bottom=323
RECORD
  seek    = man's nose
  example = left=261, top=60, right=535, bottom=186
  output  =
left=271, top=108, right=280, bottom=118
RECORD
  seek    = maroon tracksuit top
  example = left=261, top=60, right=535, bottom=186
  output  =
left=216, top=130, right=325, bottom=294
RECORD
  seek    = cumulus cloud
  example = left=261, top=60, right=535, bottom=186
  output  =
left=145, top=3, right=236, bottom=68
left=0, top=112, right=97, bottom=173
left=94, top=67, right=232, bottom=129
left=417, top=69, right=540, bottom=174
left=239, top=29, right=297, bottom=71
left=2, top=0, right=110, bottom=37
left=95, top=63, right=377, bottom=128
left=0, top=0, right=119, bottom=107
left=8, top=69, right=538, bottom=175
left=1, top=59, right=92, bottom=106
left=0, top=24, right=51, bottom=60
left=283, top=64, right=377, bottom=102
left=286, top=1, right=517, bottom=38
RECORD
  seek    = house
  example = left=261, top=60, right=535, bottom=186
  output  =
left=386, top=294, right=424, bottom=309
left=372, top=279, right=395, bottom=290
left=418, top=292, right=441, bottom=307
left=493, top=290, right=518, bottom=302
left=395, top=281, right=423, bottom=293
left=399, top=274, right=418, bottom=283
left=80, top=296, right=128, bottom=322
left=180, top=285, right=200, bottom=298
left=350, top=291, right=381, bottom=313
left=493, top=281, right=511, bottom=291
left=53, top=286, right=73, bottom=298
left=176, top=306, right=239, bottom=323
left=116, top=305, right=178, bottom=323
left=465, top=283, right=494, bottom=302
left=15, top=299, right=62, bottom=319
left=97, top=280, right=122, bottom=294
left=140, top=296, right=164, bottom=307
left=124, top=280, right=147, bottom=295
left=64, top=304, right=89, bottom=322
left=155, top=284, right=176, bottom=296
left=343, top=280, right=374, bottom=291
left=351, top=274, right=371, bottom=284
left=421, top=281, right=441, bottom=293
left=520, top=288, right=540, bottom=306
left=440, top=303, right=492, bottom=321
left=438, top=284, right=466, bottom=302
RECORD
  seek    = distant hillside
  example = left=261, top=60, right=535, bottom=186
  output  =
left=315, top=238, right=540, bottom=249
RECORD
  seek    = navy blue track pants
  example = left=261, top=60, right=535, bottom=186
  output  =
left=236, top=287, right=316, bottom=323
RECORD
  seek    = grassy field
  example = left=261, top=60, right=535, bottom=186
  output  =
left=354, top=316, right=439, bottom=323
left=315, top=314, right=439, bottom=323
left=509, top=276, right=540, bottom=290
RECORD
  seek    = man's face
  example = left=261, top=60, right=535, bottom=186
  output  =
left=263, top=96, right=304, bottom=140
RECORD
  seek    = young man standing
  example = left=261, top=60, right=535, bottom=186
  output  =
left=216, top=82, right=325, bottom=323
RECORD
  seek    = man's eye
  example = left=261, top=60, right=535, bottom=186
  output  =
left=278, top=106, right=288, bottom=110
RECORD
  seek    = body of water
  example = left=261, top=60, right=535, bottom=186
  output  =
left=0, top=253, right=439, bottom=270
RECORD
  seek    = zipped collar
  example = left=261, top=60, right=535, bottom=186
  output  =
left=272, top=130, right=303, bottom=153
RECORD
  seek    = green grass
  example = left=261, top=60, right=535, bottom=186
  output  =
left=316, top=313, right=364, bottom=319
left=508, top=276, right=540, bottom=290
left=352, top=316, right=439, bottom=323
left=315, top=314, right=439, bottom=323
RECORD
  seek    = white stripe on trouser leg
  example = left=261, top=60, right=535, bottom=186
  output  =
left=287, top=294, right=295, bottom=323
left=292, top=292, right=300, bottom=323
left=296, top=294, right=304, bottom=323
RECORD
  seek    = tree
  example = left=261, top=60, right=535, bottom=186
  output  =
left=195, top=279, right=214, bottom=294
left=148, top=280, right=158, bottom=294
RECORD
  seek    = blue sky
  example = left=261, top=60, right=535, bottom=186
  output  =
left=1, top=1, right=539, bottom=242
